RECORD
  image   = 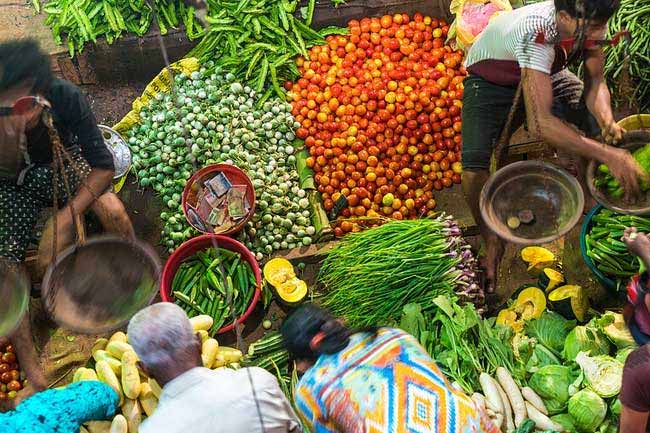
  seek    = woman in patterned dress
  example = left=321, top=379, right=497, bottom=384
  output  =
left=281, top=304, right=500, bottom=433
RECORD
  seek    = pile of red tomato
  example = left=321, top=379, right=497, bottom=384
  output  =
left=0, top=338, right=24, bottom=400
left=288, top=13, right=465, bottom=233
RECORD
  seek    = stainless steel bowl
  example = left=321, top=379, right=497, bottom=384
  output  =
left=587, top=130, right=650, bottom=215
left=480, top=160, right=584, bottom=244
left=99, top=125, right=132, bottom=179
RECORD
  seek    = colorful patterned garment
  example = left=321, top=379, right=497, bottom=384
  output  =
left=294, top=327, right=500, bottom=433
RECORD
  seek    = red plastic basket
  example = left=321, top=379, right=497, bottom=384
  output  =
left=160, top=234, right=261, bottom=334
left=181, top=164, right=256, bottom=236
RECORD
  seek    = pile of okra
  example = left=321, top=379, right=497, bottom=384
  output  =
left=172, top=248, right=257, bottom=334
left=585, top=208, right=650, bottom=279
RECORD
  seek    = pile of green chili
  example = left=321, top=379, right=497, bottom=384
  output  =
left=585, top=208, right=650, bottom=280
left=172, top=247, right=257, bottom=334
left=605, top=0, right=650, bottom=111
left=320, top=216, right=482, bottom=328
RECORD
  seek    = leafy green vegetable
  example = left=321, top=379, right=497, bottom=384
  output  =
left=563, top=325, right=611, bottom=361
left=399, top=303, right=432, bottom=349
left=568, top=389, right=607, bottom=433
left=525, top=343, right=561, bottom=373
left=611, top=398, right=622, bottom=418
left=616, top=346, right=635, bottom=364
left=525, top=311, right=576, bottom=356
left=550, top=413, right=576, bottom=432
left=596, top=311, right=636, bottom=349
left=529, top=365, right=575, bottom=414
left=575, top=352, right=623, bottom=398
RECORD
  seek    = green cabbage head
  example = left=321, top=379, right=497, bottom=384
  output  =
left=529, top=365, right=575, bottom=414
left=597, top=311, right=636, bottom=349
left=616, top=347, right=635, bottom=364
left=568, top=389, right=607, bottom=433
left=563, top=325, right=610, bottom=361
left=575, top=352, right=623, bottom=398
left=550, top=413, right=576, bottom=432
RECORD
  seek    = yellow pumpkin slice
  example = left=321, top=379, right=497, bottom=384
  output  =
left=512, top=287, right=546, bottom=320
left=263, top=258, right=308, bottom=305
left=521, top=247, right=555, bottom=270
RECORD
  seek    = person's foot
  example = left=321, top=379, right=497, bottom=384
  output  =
left=482, top=235, right=504, bottom=293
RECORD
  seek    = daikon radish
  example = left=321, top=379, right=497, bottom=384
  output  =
left=496, top=367, right=527, bottom=427
left=479, top=373, right=504, bottom=415
left=525, top=402, right=563, bottom=432
left=495, top=379, right=515, bottom=432
left=521, top=387, right=548, bottom=415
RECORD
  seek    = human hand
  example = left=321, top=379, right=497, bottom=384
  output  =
left=604, top=147, right=646, bottom=200
left=622, top=227, right=650, bottom=258
left=602, top=120, right=625, bottom=145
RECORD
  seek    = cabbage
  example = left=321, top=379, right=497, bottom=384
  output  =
left=611, top=398, right=622, bottom=417
left=568, top=389, right=607, bottom=433
left=550, top=413, right=576, bottom=432
left=525, top=311, right=576, bottom=356
left=563, top=325, right=610, bottom=361
left=529, top=365, right=575, bottom=413
left=616, top=347, right=635, bottom=364
left=575, top=352, right=623, bottom=397
left=526, top=343, right=561, bottom=373
left=597, top=311, right=636, bottom=349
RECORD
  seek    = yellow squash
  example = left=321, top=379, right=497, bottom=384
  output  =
left=520, top=246, right=555, bottom=271
left=263, top=258, right=307, bottom=304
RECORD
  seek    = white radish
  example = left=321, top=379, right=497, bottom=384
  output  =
left=471, top=393, right=487, bottom=410
left=525, top=402, right=563, bottom=432
left=479, top=373, right=505, bottom=416
left=496, top=367, right=527, bottom=427
left=495, top=379, right=515, bottom=433
left=521, top=387, right=548, bottom=415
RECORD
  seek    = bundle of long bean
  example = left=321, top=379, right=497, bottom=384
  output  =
left=34, top=0, right=203, bottom=56
left=605, top=0, right=650, bottom=111
left=585, top=208, right=650, bottom=281
left=172, top=247, right=257, bottom=334
left=187, top=0, right=346, bottom=99
left=320, top=216, right=482, bottom=327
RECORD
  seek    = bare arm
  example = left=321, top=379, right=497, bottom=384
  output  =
left=583, top=48, right=623, bottom=143
left=522, top=68, right=642, bottom=196
left=59, top=168, right=113, bottom=225
left=620, top=405, right=649, bottom=433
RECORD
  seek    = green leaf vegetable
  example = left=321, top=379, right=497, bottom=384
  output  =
left=616, top=346, right=635, bottom=364
left=563, top=324, right=611, bottom=361
left=549, top=413, right=576, bottom=432
left=568, top=389, right=607, bottom=433
left=575, top=352, right=623, bottom=398
left=596, top=311, right=637, bottom=349
left=320, top=217, right=482, bottom=328
left=528, top=365, right=576, bottom=415
left=525, top=311, right=576, bottom=357
left=525, top=344, right=561, bottom=374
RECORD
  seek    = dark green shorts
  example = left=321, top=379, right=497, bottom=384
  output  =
left=461, top=70, right=600, bottom=170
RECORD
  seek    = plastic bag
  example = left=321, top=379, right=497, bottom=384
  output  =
left=448, top=0, right=512, bottom=50
left=113, top=57, right=200, bottom=134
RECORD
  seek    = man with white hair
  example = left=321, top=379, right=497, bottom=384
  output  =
left=127, top=303, right=302, bottom=433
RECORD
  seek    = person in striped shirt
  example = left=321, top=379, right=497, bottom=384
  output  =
left=460, top=0, right=643, bottom=292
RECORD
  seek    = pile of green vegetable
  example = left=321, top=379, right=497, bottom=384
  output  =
left=33, top=0, right=203, bottom=56
left=400, top=298, right=519, bottom=394
left=171, top=247, right=257, bottom=334
left=187, top=0, right=345, bottom=99
left=126, top=63, right=318, bottom=255
left=594, top=144, right=650, bottom=198
left=320, top=216, right=482, bottom=327
left=585, top=207, right=649, bottom=281
left=605, top=0, right=650, bottom=111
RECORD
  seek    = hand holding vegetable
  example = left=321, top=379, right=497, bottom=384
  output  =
left=602, top=147, right=645, bottom=200
left=622, top=226, right=650, bottom=258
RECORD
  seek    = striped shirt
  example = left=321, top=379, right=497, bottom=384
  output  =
left=464, top=1, right=560, bottom=85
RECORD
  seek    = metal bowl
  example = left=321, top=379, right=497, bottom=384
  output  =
left=0, top=260, right=30, bottom=336
left=41, top=236, right=161, bottom=334
left=587, top=130, right=650, bottom=215
left=99, top=125, right=131, bottom=179
left=480, top=160, right=584, bottom=244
